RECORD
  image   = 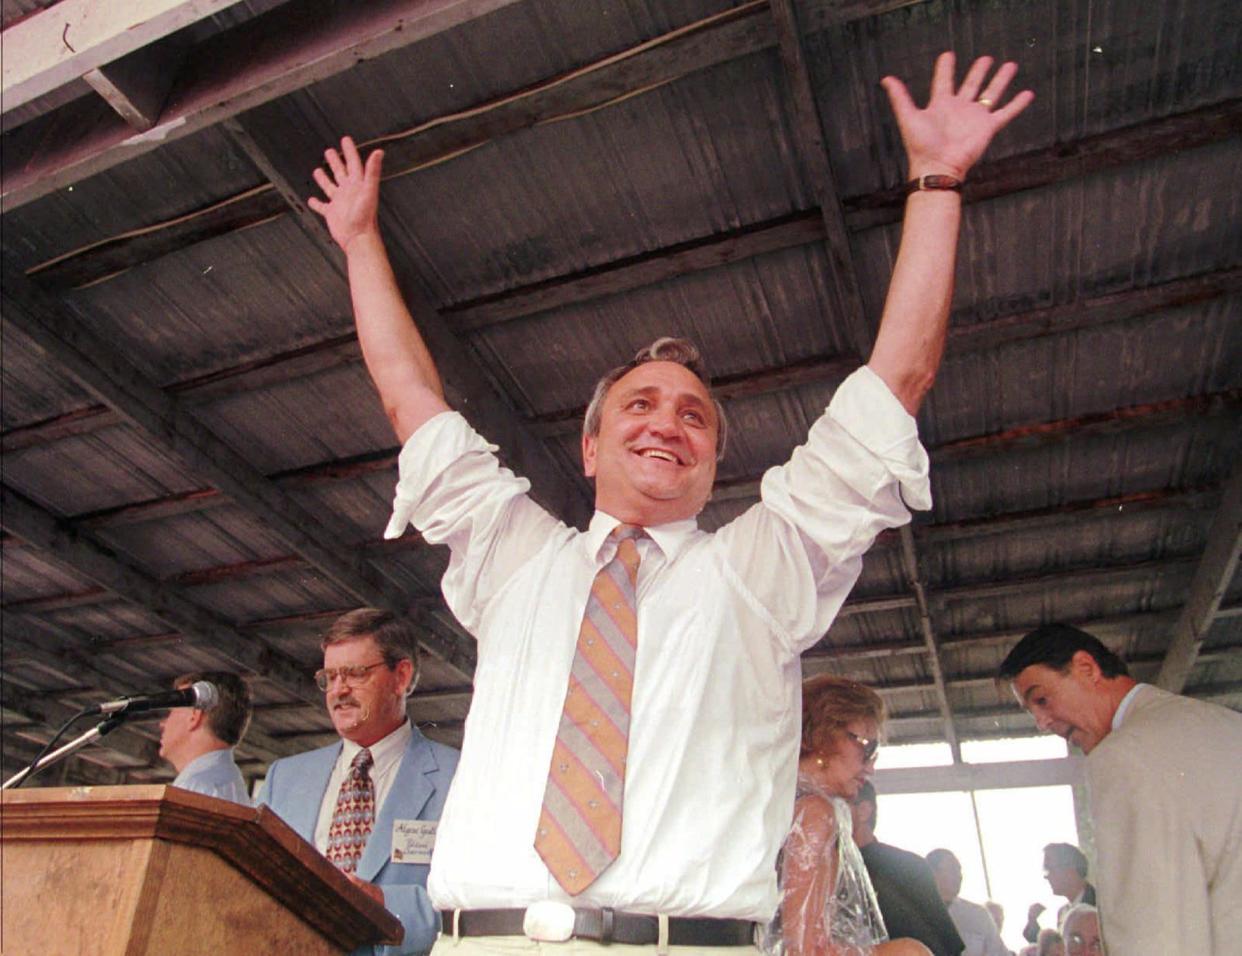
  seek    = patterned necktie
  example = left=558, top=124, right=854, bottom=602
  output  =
left=535, top=524, right=644, bottom=895
left=326, top=747, right=375, bottom=874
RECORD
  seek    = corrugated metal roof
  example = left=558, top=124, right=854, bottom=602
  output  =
left=1, top=0, right=1238, bottom=786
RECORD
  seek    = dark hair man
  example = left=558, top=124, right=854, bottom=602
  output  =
left=1022, top=843, right=1095, bottom=943
left=257, top=609, right=459, bottom=956
left=926, top=850, right=1007, bottom=956
left=852, top=782, right=965, bottom=955
left=998, top=623, right=1242, bottom=955
left=159, top=670, right=252, bottom=804
left=309, top=51, right=1031, bottom=956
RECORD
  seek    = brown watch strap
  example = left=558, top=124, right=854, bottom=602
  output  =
left=904, top=174, right=964, bottom=194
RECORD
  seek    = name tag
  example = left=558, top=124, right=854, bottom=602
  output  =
left=391, top=819, right=437, bottom=864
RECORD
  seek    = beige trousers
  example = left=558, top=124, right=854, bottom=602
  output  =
left=432, top=933, right=760, bottom=956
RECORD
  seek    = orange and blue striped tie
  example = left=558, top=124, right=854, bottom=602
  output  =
left=535, top=524, right=644, bottom=894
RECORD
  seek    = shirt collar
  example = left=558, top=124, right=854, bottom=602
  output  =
left=585, top=509, right=699, bottom=565
left=340, top=717, right=412, bottom=775
left=173, top=747, right=231, bottom=783
left=1111, top=682, right=1147, bottom=731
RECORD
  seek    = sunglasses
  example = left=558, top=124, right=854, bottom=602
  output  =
left=846, top=730, right=880, bottom=763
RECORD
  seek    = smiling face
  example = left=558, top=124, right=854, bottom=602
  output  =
left=582, top=361, right=718, bottom=526
left=798, top=718, right=879, bottom=801
left=1010, top=652, right=1121, bottom=754
left=322, top=635, right=413, bottom=747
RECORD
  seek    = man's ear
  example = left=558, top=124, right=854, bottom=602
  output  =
left=186, top=708, right=206, bottom=731
left=582, top=432, right=597, bottom=478
left=395, top=658, right=416, bottom=697
left=1070, top=649, right=1103, bottom=682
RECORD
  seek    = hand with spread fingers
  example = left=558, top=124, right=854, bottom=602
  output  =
left=308, top=135, right=387, bottom=254
left=881, top=51, right=1035, bottom=181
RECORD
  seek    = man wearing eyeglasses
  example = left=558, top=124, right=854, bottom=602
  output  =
left=258, top=608, right=460, bottom=956
left=998, top=623, right=1242, bottom=956
left=1060, top=905, right=1103, bottom=956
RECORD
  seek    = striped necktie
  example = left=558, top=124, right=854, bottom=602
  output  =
left=326, top=747, right=375, bottom=874
left=535, top=524, right=644, bottom=894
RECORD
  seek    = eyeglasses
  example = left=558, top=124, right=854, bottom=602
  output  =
left=314, top=660, right=389, bottom=691
left=846, top=730, right=880, bottom=763
left=1067, top=936, right=1103, bottom=954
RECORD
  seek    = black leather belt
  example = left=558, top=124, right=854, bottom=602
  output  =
left=440, top=908, right=756, bottom=946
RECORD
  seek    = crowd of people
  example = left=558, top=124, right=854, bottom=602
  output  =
left=145, top=46, right=1240, bottom=956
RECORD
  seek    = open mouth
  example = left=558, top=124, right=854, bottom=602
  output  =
left=635, top=447, right=683, bottom=464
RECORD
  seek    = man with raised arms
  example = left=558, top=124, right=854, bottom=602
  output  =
left=309, top=52, right=1031, bottom=956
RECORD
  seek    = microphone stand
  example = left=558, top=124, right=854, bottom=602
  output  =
left=1, top=715, right=125, bottom=791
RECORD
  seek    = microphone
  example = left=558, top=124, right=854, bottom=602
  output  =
left=86, top=681, right=220, bottom=717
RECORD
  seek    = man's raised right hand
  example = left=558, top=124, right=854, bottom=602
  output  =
left=308, top=135, right=385, bottom=254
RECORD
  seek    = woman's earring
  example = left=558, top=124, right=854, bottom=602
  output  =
left=814, top=757, right=825, bottom=767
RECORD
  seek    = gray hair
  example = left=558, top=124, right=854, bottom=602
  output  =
left=1060, top=903, right=1099, bottom=934
left=581, top=337, right=728, bottom=460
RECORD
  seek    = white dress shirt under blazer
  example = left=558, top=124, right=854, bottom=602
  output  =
left=386, top=365, right=930, bottom=921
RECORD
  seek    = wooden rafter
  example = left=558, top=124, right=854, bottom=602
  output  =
left=0, top=0, right=927, bottom=213
left=0, top=482, right=1221, bottom=616
left=0, top=0, right=528, bottom=210
left=0, top=0, right=239, bottom=113
left=1156, top=457, right=1242, bottom=692
left=712, top=389, right=1242, bottom=502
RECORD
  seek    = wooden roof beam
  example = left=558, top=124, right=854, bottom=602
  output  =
left=1, top=261, right=476, bottom=676
left=712, top=389, right=1242, bottom=502
left=8, top=265, right=1237, bottom=462
left=770, top=0, right=873, bottom=357
left=2, top=0, right=922, bottom=212
left=1156, top=457, right=1242, bottom=692
left=0, top=0, right=527, bottom=210
left=81, top=34, right=189, bottom=132
left=896, top=526, right=962, bottom=759
left=534, top=274, right=1242, bottom=440
left=0, top=0, right=240, bottom=115
left=5, top=489, right=1222, bottom=622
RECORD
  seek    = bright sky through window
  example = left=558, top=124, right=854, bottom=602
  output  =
left=871, top=736, right=1079, bottom=951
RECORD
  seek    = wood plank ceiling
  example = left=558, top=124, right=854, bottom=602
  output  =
left=1, top=0, right=1239, bottom=786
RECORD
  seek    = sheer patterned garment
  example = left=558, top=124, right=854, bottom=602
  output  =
left=761, top=790, right=888, bottom=956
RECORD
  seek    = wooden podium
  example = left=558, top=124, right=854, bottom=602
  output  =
left=0, top=785, right=404, bottom=955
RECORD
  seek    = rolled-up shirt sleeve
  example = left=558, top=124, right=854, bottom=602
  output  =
left=716, top=365, right=930, bottom=653
left=385, top=411, right=566, bottom=633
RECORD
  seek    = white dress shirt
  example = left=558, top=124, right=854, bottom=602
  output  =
left=171, top=747, right=249, bottom=805
left=386, top=365, right=930, bottom=920
left=948, top=898, right=1008, bottom=956
left=313, top=719, right=413, bottom=853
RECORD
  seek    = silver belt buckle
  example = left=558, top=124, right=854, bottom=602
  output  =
left=523, top=901, right=576, bottom=942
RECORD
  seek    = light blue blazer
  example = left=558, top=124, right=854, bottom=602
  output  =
left=257, top=728, right=459, bottom=956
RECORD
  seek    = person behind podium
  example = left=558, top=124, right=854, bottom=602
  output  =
left=258, top=608, right=459, bottom=956
left=158, top=669, right=252, bottom=804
